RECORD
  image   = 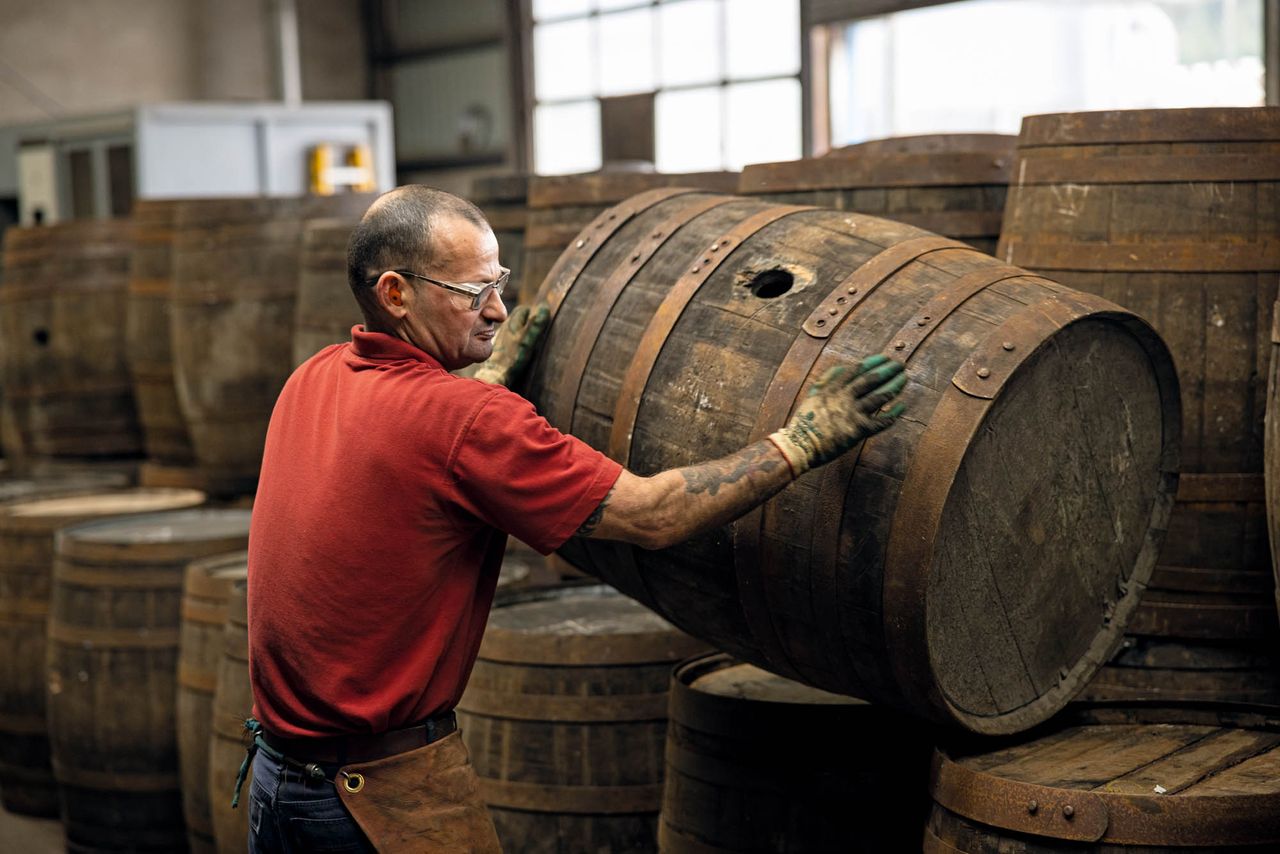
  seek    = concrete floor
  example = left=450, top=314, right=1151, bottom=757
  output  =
left=0, top=808, right=63, bottom=852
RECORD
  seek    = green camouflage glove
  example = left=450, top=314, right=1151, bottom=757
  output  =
left=767, top=355, right=907, bottom=478
left=472, top=303, right=550, bottom=387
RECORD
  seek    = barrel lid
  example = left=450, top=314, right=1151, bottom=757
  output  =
left=479, top=584, right=706, bottom=665
left=0, top=488, right=206, bottom=532
left=0, top=472, right=132, bottom=504
left=60, top=508, right=251, bottom=545
left=1018, top=106, right=1280, bottom=147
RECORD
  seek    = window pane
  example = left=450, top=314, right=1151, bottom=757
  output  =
left=596, top=0, right=648, bottom=10
left=656, top=87, right=723, bottom=172
left=599, top=8, right=655, bottom=96
left=534, top=18, right=595, bottom=101
left=827, top=0, right=1266, bottom=147
left=658, top=0, right=722, bottom=87
left=725, top=0, right=799, bottom=79
left=533, top=0, right=590, bottom=21
left=534, top=101, right=602, bottom=174
left=725, top=78, right=800, bottom=170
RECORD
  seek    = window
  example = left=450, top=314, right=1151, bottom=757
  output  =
left=823, top=0, right=1266, bottom=149
left=531, top=0, right=802, bottom=174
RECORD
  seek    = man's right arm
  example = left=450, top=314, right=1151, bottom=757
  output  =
left=577, top=357, right=907, bottom=550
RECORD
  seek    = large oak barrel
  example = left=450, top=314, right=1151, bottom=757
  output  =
left=926, top=705, right=1280, bottom=851
left=46, top=508, right=251, bottom=853
left=741, top=133, right=1016, bottom=255
left=0, top=219, right=142, bottom=459
left=209, top=574, right=250, bottom=854
left=171, top=195, right=372, bottom=495
left=0, top=488, right=205, bottom=817
left=457, top=584, right=706, bottom=852
left=472, top=174, right=529, bottom=308
left=292, top=218, right=361, bottom=366
left=660, top=652, right=932, bottom=853
left=0, top=470, right=131, bottom=505
left=177, top=551, right=248, bottom=854
left=128, top=199, right=195, bottom=464
left=522, top=171, right=739, bottom=303
left=524, top=189, right=1179, bottom=735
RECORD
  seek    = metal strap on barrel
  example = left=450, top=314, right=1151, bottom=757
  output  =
left=731, top=236, right=971, bottom=684
left=546, top=194, right=737, bottom=433
left=478, top=778, right=662, bottom=814
left=47, top=622, right=180, bottom=649
left=53, top=564, right=186, bottom=590
left=457, top=689, right=669, bottom=722
left=51, top=758, right=180, bottom=793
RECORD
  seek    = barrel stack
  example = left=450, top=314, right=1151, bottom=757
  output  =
left=471, top=174, right=530, bottom=310
left=292, top=217, right=363, bottom=367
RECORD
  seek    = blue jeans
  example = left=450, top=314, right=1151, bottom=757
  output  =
left=247, top=749, right=376, bottom=853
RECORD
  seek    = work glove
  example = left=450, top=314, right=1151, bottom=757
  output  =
left=767, top=355, right=907, bottom=478
left=472, top=302, right=551, bottom=388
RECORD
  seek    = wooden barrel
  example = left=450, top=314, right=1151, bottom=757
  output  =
left=128, top=199, right=195, bottom=465
left=209, top=575, right=250, bottom=854
left=523, top=190, right=1180, bottom=735
left=0, top=219, right=143, bottom=458
left=472, top=174, right=529, bottom=308
left=46, top=508, right=251, bottom=853
left=522, top=171, right=739, bottom=303
left=660, top=652, right=933, bottom=853
left=457, top=584, right=706, bottom=852
left=997, top=108, right=1280, bottom=475
left=292, top=218, right=360, bottom=366
left=0, top=488, right=206, bottom=817
left=926, top=705, right=1280, bottom=851
left=171, top=194, right=373, bottom=496
left=177, top=551, right=247, bottom=854
left=0, top=470, right=131, bottom=505
left=740, top=134, right=1016, bottom=255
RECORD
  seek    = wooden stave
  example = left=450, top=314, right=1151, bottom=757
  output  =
left=457, top=585, right=702, bottom=853
left=0, top=219, right=143, bottom=459
left=209, top=576, right=251, bottom=854
left=177, top=552, right=248, bottom=853
left=45, top=509, right=250, bottom=853
left=0, top=488, right=207, bottom=817
left=292, top=218, right=361, bottom=367
left=523, top=191, right=1180, bottom=735
left=127, top=199, right=196, bottom=465
left=1267, top=298, right=1280, bottom=666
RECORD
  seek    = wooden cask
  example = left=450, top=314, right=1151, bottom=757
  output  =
left=740, top=134, right=1016, bottom=255
left=523, top=190, right=1180, bottom=735
left=0, top=488, right=205, bottom=817
left=926, top=705, right=1280, bottom=851
left=997, top=108, right=1280, bottom=475
left=0, top=470, right=131, bottom=505
left=177, top=552, right=248, bottom=854
left=128, top=199, right=195, bottom=464
left=0, top=220, right=143, bottom=458
left=457, top=585, right=706, bottom=853
left=472, top=174, right=529, bottom=309
left=209, top=575, right=250, bottom=854
left=660, top=652, right=933, bottom=853
left=292, top=218, right=360, bottom=367
left=171, top=194, right=373, bottom=495
left=46, top=508, right=251, bottom=853
left=522, top=171, right=739, bottom=303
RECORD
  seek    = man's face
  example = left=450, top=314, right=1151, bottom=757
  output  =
left=399, top=216, right=507, bottom=370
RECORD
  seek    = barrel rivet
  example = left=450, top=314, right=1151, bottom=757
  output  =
left=691, top=266, right=701, bottom=274
left=1063, top=805, right=1075, bottom=819
left=703, top=257, right=711, bottom=264
left=825, top=308, right=837, bottom=316
left=1002, top=341, right=1015, bottom=351
left=916, top=319, right=927, bottom=327
left=847, top=287, right=857, bottom=294
left=709, top=244, right=719, bottom=252
left=630, top=253, right=641, bottom=262
left=608, top=213, right=617, bottom=220
left=894, top=341, right=906, bottom=350
left=575, top=239, right=585, bottom=249
left=652, top=231, right=663, bottom=239
left=1027, top=801, right=1038, bottom=815
left=1059, top=666, right=1070, bottom=681
left=977, top=367, right=991, bottom=379
left=816, top=318, right=827, bottom=326
left=836, top=297, right=847, bottom=305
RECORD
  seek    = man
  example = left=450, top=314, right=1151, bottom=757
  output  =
left=244, top=186, right=906, bottom=852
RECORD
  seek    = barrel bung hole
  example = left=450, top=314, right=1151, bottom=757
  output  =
left=32, top=329, right=49, bottom=346
left=746, top=268, right=793, bottom=299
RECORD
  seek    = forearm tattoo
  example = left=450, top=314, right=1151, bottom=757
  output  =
left=576, top=485, right=614, bottom=537
left=679, top=442, right=784, bottom=497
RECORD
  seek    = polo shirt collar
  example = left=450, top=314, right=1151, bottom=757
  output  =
left=350, top=326, right=444, bottom=369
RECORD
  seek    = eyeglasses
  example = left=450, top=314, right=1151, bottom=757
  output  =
left=376, top=267, right=510, bottom=310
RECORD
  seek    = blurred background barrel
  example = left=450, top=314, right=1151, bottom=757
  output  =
left=998, top=108, right=1280, bottom=705
left=177, top=551, right=247, bottom=854
left=1268, top=296, right=1280, bottom=624
left=524, top=190, right=1179, bottom=735
left=46, top=508, right=251, bottom=853
left=127, top=199, right=195, bottom=468
left=741, top=133, right=1016, bottom=255
left=209, top=574, right=250, bottom=854
left=0, top=219, right=142, bottom=460
left=471, top=174, right=529, bottom=309
left=292, top=218, right=361, bottom=367
left=457, top=585, right=706, bottom=853
left=521, top=171, right=739, bottom=303
left=660, top=652, right=933, bottom=853
left=0, top=488, right=205, bottom=817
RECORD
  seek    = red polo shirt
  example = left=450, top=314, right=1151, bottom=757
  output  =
left=248, top=327, right=621, bottom=737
